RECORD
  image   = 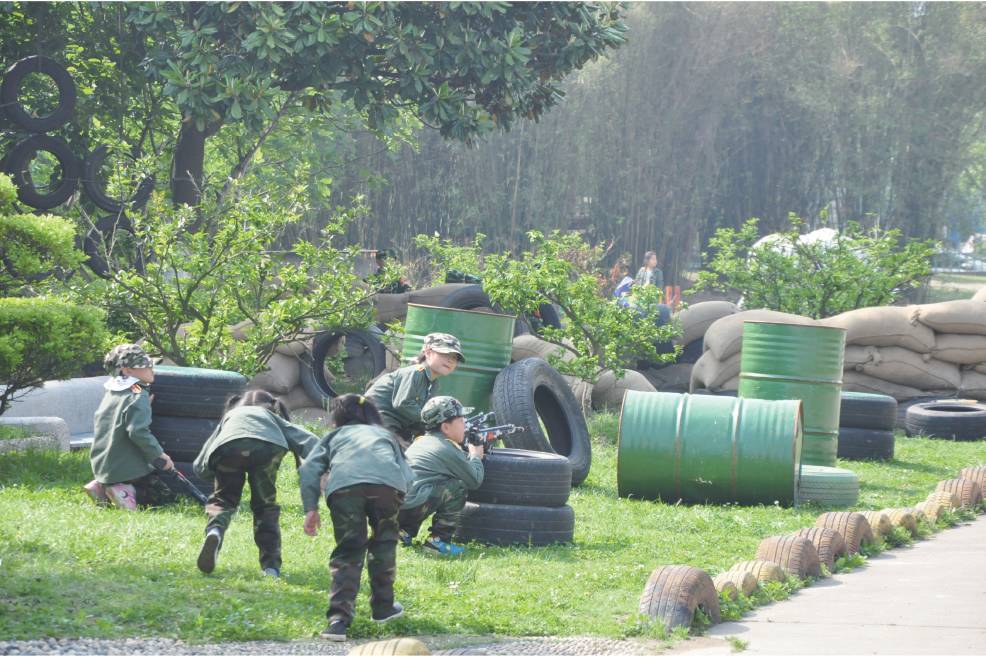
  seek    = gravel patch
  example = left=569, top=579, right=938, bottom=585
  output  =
left=1, top=636, right=666, bottom=656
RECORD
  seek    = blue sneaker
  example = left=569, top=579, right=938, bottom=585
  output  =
left=398, top=529, right=413, bottom=547
left=423, top=536, right=465, bottom=557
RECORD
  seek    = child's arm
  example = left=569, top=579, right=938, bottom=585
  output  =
left=297, top=432, right=335, bottom=516
left=126, top=392, right=172, bottom=469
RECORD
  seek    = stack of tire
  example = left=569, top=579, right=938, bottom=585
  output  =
left=148, top=366, right=248, bottom=499
left=838, top=392, right=896, bottom=460
left=904, top=399, right=986, bottom=441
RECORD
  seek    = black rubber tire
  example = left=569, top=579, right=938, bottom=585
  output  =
left=840, top=392, right=897, bottom=431
left=172, top=460, right=215, bottom=498
left=638, top=565, right=721, bottom=631
left=678, top=339, right=704, bottom=364
left=0, top=55, right=76, bottom=132
left=453, top=502, right=574, bottom=547
left=150, top=415, right=220, bottom=463
left=149, top=366, right=248, bottom=419
left=3, top=134, right=80, bottom=209
left=81, top=144, right=155, bottom=213
left=440, top=284, right=555, bottom=338
left=300, top=328, right=387, bottom=403
left=467, top=448, right=572, bottom=507
left=491, top=357, right=591, bottom=487
left=837, top=427, right=895, bottom=461
left=82, top=214, right=142, bottom=277
left=905, top=402, right=986, bottom=441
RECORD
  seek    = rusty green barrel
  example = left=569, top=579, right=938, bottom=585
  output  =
left=402, top=303, right=515, bottom=412
left=617, top=391, right=803, bottom=505
left=738, top=321, right=846, bottom=468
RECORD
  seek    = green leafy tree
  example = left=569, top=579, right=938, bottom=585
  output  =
left=0, top=174, right=107, bottom=414
left=72, top=190, right=374, bottom=376
left=413, top=232, right=486, bottom=286
left=695, top=215, right=938, bottom=319
left=483, top=230, right=677, bottom=383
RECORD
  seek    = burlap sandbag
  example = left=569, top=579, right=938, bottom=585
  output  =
left=275, top=336, right=310, bottom=357
left=916, top=300, right=986, bottom=335
left=932, top=333, right=986, bottom=365
left=690, top=351, right=741, bottom=392
left=959, top=371, right=986, bottom=399
left=972, top=287, right=986, bottom=303
left=230, top=319, right=254, bottom=340
left=841, top=371, right=924, bottom=401
left=374, top=292, right=411, bottom=323
left=408, top=283, right=471, bottom=306
left=858, top=346, right=960, bottom=391
left=704, top=309, right=814, bottom=361
left=974, top=363, right=986, bottom=375
left=843, top=345, right=880, bottom=371
left=718, top=375, right=739, bottom=391
left=639, top=363, right=693, bottom=392
left=511, top=335, right=575, bottom=363
left=675, top=301, right=739, bottom=346
left=281, top=385, right=321, bottom=412
left=819, top=306, right=933, bottom=353
left=593, top=369, right=656, bottom=410
left=249, top=352, right=301, bottom=394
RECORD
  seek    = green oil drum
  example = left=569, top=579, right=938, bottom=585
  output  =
left=617, top=391, right=803, bottom=505
left=402, top=303, right=515, bottom=412
left=739, top=321, right=846, bottom=468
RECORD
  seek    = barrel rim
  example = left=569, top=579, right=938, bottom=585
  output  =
left=406, top=302, right=516, bottom=320
left=742, top=320, right=847, bottom=334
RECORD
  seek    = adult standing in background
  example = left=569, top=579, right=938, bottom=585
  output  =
left=635, top=250, right=664, bottom=291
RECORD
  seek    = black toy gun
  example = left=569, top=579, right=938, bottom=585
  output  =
left=152, top=457, right=209, bottom=505
left=463, top=411, right=524, bottom=453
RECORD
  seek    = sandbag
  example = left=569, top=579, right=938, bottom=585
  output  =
left=704, top=309, right=814, bottom=361
left=511, top=334, right=575, bottom=363
left=917, top=300, right=986, bottom=335
left=932, top=333, right=986, bottom=365
left=593, top=369, right=656, bottom=410
left=281, top=385, right=321, bottom=412
left=959, top=371, right=986, bottom=400
left=274, top=337, right=310, bottom=357
left=639, top=362, right=693, bottom=392
left=719, top=375, right=739, bottom=391
left=562, top=374, right=593, bottom=417
left=974, top=363, right=986, bottom=375
left=819, top=306, right=933, bottom=353
left=972, top=288, right=986, bottom=303
left=690, top=351, right=741, bottom=391
left=230, top=319, right=254, bottom=340
left=249, top=352, right=301, bottom=394
left=857, top=347, right=960, bottom=391
left=843, top=345, right=879, bottom=370
left=841, top=371, right=925, bottom=401
left=675, top=301, right=738, bottom=346
left=374, top=292, right=411, bottom=323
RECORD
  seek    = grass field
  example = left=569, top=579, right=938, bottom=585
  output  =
left=1, top=414, right=984, bottom=643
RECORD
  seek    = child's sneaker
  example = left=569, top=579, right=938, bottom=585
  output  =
left=320, top=619, right=348, bottom=641
left=398, top=529, right=413, bottom=547
left=372, top=601, right=404, bottom=624
left=262, top=567, right=280, bottom=578
left=422, top=536, right=465, bottom=557
left=197, top=527, right=223, bottom=574
left=83, top=480, right=109, bottom=506
left=105, top=483, right=137, bottom=510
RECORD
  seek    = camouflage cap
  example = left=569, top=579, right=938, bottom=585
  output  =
left=423, top=332, right=465, bottom=362
left=104, top=343, right=153, bottom=374
left=421, top=396, right=474, bottom=428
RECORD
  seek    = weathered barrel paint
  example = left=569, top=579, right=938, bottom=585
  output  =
left=402, top=303, right=515, bottom=412
left=617, top=391, right=803, bottom=505
left=739, top=321, right=846, bottom=467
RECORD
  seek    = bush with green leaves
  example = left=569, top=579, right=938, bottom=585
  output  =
left=413, top=232, right=486, bottom=286
left=483, top=230, right=678, bottom=383
left=73, top=189, right=375, bottom=376
left=695, top=215, right=938, bottom=318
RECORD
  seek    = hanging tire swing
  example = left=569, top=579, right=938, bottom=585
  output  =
left=0, top=55, right=77, bottom=133
left=3, top=134, right=80, bottom=210
left=82, top=144, right=155, bottom=213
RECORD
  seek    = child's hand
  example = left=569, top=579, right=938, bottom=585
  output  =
left=304, top=510, right=321, bottom=537
left=158, top=453, right=175, bottom=471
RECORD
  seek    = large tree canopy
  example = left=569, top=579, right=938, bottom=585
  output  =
left=0, top=2, right=627, bottom=206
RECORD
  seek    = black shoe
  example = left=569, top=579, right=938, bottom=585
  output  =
left=197, top=527, right=223, bottom=574
left=320, top=619, right=348, bottom=641
left=372, top=601, right=404, bottom=624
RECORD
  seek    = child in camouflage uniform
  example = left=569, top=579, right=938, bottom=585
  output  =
left=397, top=396, right=485, bottom=557
left=193, top=389, right=319, bottom=578
left=363, top=332, right=464, bottom=445
left=298, top=394, right=413, bottom=642
left=84, top=344, right=177, bottom=510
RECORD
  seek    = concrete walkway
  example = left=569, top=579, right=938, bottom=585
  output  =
left=675, top=515, right=986, bottom=655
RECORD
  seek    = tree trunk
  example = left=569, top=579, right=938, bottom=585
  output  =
left=171, top=121, right=221, bottom=207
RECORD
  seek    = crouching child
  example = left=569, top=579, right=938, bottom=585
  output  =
left=193, top=390, right=319, bottom=577
left=298, top=394, right=413, bottom=642
left=397, top=396, right=485, bottom=557
left=85, top=344, right=177, bottom=510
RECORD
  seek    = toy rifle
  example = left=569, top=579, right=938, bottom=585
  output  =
left=153, top=457, right=209, bottom=505
left=462, top=411, right=524, bottom=453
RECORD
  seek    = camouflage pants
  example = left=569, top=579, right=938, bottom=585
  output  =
left=205, top=438, right=286, bottom=571
left=130, top=471, right=179, bottom=507
left=326, top=484, right=403, bottom=625
left=397, top=478, right=467, bottom=543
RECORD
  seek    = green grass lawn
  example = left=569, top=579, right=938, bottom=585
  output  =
left=1, top=414, right=985, bottom=643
